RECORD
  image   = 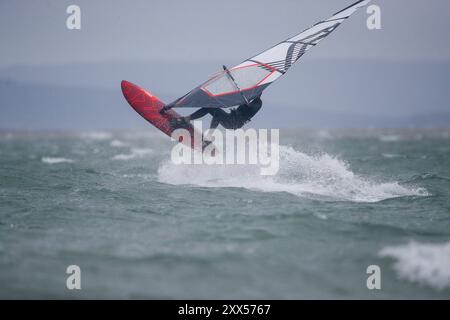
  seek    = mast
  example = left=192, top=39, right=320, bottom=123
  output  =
left=222, top=65, right=250, bottom=105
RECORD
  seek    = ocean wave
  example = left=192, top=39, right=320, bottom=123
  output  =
left=41, top=157, right=74, bottom=164
left=79, top=131, right=112, bottom=141
left=382, top=153, right=402, bottom=159
left=157, top=145, right=428, bottom=203
left=110, top=140, right=128, bottom=147
left=379, top=135, right=400, bottom=142
left=112, top=148, right=153, bottom=161
left=380, top=241, right=450, bottom=291
left=407, top=173, right=450, bottom=183
left=122, top=173, right=154, bottom=179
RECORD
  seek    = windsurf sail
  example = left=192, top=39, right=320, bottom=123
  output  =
left=223, top=64, right=250, bottom=105
left=167, top=0, right=370, bottom=109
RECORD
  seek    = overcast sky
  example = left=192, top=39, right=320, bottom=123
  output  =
left=0, top=0, right=449, bottom=129
left=0, top=0, right=449, bottom=68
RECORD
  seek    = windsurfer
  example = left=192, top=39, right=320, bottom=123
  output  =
left=169, top=96, right=262, bottom=130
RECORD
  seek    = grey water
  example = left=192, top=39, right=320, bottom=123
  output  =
left=0, top=128, right=449, bottom=299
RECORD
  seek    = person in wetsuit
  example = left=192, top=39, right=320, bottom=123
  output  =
left=170, top=96, right=262, bottom=130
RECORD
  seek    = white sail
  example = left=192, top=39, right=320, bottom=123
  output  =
left=171, top=0, right=370, bottom=109
left=231, top=0, right=371, bottom=88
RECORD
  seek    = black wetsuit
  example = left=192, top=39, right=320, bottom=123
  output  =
left=189, top=97, right=262, bottom=130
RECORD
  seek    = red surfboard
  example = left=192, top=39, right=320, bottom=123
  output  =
left=121, top=80, right=203, bottom=150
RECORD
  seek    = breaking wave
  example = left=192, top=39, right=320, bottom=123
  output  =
left=79, top=131, right=112, bottom=141
left=379, top=135, right=400, bottom=142
left=380, top=241, right=450, bottom=291
left=110, top=139, right=128, bottom=148
left=41, top=157, right=74, bottom=164
left=112, top=148, right=153, bottom=161
left=157, top=145, right=428, bottom=203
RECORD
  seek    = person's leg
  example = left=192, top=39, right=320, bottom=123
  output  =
left=186, top=108, right=211, bottom=121
left=170, top=108, right=212, bottom=130
left=209, top=114, right=220, bottom=129
left=203, top=109, right=223, bottom=144
left=172, top=107, right=236, bottom=130
left=209, top=109, right=236, bottom=129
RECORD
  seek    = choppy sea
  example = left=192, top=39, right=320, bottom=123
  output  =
left=0, top=128, right=449, bottom=298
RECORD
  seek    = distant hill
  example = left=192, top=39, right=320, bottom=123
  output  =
left=0, top=59, right=449, bottom=129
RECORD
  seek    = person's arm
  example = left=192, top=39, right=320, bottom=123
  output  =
left=237, top=97, right=262, bottom=120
